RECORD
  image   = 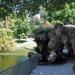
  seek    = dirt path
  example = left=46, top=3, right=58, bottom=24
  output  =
left=15, top=38, right=37, bottom=49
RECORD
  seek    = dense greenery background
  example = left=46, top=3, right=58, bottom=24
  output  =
left=0, top=0, right=75, bottom=52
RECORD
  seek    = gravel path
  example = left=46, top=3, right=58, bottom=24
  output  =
left=15, top=38, right=37, bottom=49
left=30, top=61, right=75, bottom=75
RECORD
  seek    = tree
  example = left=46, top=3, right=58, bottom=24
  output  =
left=9, top=15, right=31, bottom=40
left=1, top=0, right=75, bottom=17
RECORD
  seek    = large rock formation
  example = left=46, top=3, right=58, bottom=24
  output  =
left=34, top=24, right=75, bottom=63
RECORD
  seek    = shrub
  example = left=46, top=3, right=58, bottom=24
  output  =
left=8, top=15, right=32, bottom=40
left=49, top=3, right=75, bottom=24
left=0, top=28, right=15, bottom=52
left=51, top=20, right=63, bottom=26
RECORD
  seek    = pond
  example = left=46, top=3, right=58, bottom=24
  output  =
left=0, top=55, right=28, bottom=71
left=31, top=60, right=75, bottom=75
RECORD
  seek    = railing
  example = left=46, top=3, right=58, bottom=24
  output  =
left=0, top=53, right=38, bottom=75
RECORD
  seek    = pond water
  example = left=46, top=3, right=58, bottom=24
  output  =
left=31, top=60, right=75, bottom=75
left=0, top=55, right=28, bottom=71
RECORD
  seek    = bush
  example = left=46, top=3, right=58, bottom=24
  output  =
left=49, top=3, right=75, bottom=24
left=51, top=20, right=63, bottom=26
left=0, top=28, right=15, bottom=52
left=8, top=14, right=32, bottom=40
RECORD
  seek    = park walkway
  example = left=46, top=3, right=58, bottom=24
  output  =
left=30, top=61, right=75, bottom=75
left=15, top=38, right=37, bottom=49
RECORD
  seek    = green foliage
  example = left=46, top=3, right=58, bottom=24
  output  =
left=1, top=1, right=75, bottom=40
left=51, top=20, right=63, bottom=26
left=49, top=3, right=75, bottom=24
left=0, top=28, right=15, bottom=52
left=1, top=0, right=75, bottom=17
left=9, top=15, right=32, bottom=39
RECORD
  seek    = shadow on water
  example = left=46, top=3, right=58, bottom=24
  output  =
left=31, top=59, right=75, bottom=75
left=38, top=58, right=75, bottom=66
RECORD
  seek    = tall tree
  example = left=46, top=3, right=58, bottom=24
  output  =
left=0, top=0, right=75, bottom=17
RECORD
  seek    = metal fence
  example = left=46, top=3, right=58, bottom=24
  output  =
left=0, top=54, right=38, bottom=75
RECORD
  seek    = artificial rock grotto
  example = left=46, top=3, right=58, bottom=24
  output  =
left=34, top=24, right=75, bottom=63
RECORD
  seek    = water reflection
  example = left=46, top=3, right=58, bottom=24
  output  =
left=0, top=55, right=27, bottom=70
